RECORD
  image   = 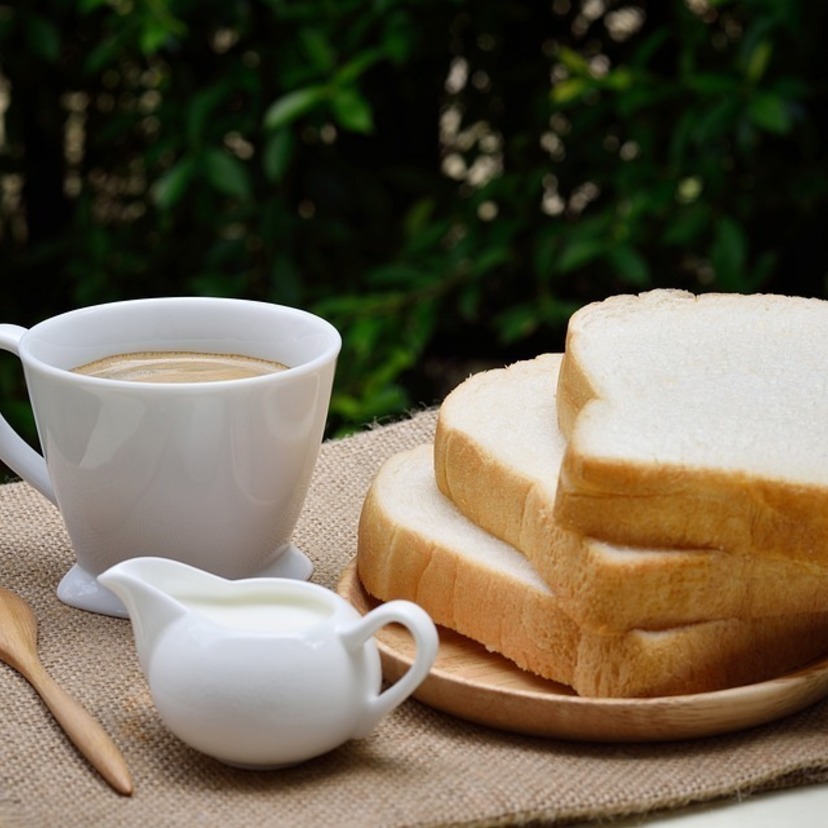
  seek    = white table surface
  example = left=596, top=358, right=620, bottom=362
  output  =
left=574, top=782, right=828, bottom=826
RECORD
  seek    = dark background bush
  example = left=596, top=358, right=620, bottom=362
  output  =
left=1, top=0, right=826, bottom=472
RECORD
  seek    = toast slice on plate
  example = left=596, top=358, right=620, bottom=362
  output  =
left=433, top=353, right=828, bottom=631
left=555, top=289, right=828, bottom=561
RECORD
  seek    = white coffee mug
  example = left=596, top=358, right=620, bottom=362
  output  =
left=0, top=297, right=341, bottom=616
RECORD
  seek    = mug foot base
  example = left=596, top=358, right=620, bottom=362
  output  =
left=251, top=543, right=315, bottom=582
left=56, top=543, right=315, bottom=617
left=57, top=564, right=131, bottom=617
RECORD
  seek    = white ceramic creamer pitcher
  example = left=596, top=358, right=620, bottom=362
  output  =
left=98, top=557, right=439, bottom=769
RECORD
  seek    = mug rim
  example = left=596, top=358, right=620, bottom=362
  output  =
left=17, top=296, right=342, bottom=388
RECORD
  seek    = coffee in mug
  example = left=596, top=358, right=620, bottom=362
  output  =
left=72, top=351, right=289, bottom=383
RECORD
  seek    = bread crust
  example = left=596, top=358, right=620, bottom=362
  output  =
left=358, top=446, right=828, bottom=697
left=556, top=439, right=828, bottom=559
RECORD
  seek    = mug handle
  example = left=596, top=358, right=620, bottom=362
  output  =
left=0, top=325, right=56, bottom=503
left=340, top=599, right=438, bottom=738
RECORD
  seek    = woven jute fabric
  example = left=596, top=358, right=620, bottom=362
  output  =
left=2, top=409, right=828, bottom=827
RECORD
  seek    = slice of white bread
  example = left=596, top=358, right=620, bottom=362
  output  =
left=433, top=353, right=828, bottom=631
left=554, top=289, right=828, bottom=560
left=357, top=444, right=828, bottom=697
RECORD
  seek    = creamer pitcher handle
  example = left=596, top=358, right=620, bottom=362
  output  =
left=341, top=600, right=438, bottom=738
left=0, top=325, right=55, bottom=503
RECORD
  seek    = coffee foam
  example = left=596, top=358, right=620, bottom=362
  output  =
left=72, top=351, right=289, bottom=383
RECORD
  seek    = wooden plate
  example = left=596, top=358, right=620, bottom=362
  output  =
left=338, top=560, right=828, bottom=742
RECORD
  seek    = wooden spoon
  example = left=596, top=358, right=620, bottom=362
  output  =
left=0, top=587, right=133, bottom=795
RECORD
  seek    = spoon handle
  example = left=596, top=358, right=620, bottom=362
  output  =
left=27, top=664, right=133, bottom=796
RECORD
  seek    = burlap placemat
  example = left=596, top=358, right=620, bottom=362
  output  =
left=2, top=408, right=828, bottom=827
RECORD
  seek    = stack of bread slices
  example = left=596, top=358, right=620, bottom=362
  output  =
left=356, top=289, right=828, bottom=698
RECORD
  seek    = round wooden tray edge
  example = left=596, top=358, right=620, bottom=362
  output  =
left=337, top=559, right=828, bottom=743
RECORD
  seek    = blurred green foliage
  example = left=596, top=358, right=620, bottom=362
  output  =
left=1, top=0, right=826, bottom=460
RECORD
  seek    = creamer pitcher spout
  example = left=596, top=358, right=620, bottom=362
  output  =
left=98, top=557, right=194, bottom=669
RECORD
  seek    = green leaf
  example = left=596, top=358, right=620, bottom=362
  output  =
left=556, top=46, right=591, bottom=75
left=691, top=98, right=741, bottom=145
left=684, top=72, right=739, bottom=95
left=382, top=23, right=413, bottom=64
left=557, top=236, right=606, bottom=273
left=532, top=233, right=559, bottom=283
left=749, top=250, right=778, bottom=291
left=617, top=82, right=671, bottom=118
left=299, top=28, right=337, bottom=72
left=264, top=86, right=328, bottom=131
left=496, top=304, right=540, bottom=343
left=745, top=39, right=773, bottom=84
left=140, top=22, right=172, bottom=54
left=711, top=216, right=747, bottom=288
left=187, top=85, right=229, bottom=147
left=203, top=149, right=251, bottom=199
left=83, top=37, right=121, bottom=74
left=457, top=282, right=482, bottom=321
left=330, top=383, right=409, bottom=423
left=365, top=263, right=422, bottom=287
left=404, top=219, right=449, bottom=256
left=25, top=15, right=61, bottom=62
left=152, top=156, right=198, bottom=210
left=402, top=198, right=435, bottom=239
left=471, top=245, right=510, bottom=276
left=663, top=204, right=710, bottom=246
left=335, top=48, right=384, bottom=85
left=630, top=29, right=670, bottom=68
left=770, top=76, right=808, bottom=101
left=602, top=66, right=635, bottom=92
left=330, top=87, right=374, bottom=133
left=748, top=92, right=792, bottom=134
left=263, top=130, right=295, bottom=183
left=605, top=244, right=651, bottom=287
left=551, top=77, right=590, bottom=105
left=269, top=254, right=303, bottom=306
left=137, top=5, right=187, bottom=53
left=496, top=297, right=576, bottom=344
